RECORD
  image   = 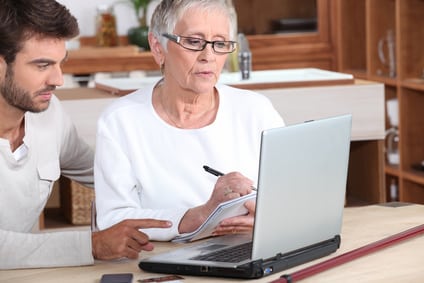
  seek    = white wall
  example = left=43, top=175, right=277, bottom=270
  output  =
left=57, top=0, right=159, bottom=37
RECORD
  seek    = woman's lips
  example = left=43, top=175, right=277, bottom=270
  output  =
left=196, top=71, right=215, bottom=78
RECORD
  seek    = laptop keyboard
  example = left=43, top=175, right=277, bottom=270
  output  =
left=191, top=241, right=252, bottom=263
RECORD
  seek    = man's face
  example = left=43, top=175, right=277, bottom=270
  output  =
left=0, top=36, right=67, bottom=113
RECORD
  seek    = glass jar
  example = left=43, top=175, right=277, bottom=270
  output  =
left=95, top=5, right=119, bottom=47
left=385, top=127, right=399, bottom=165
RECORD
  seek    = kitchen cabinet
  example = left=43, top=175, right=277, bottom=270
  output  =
left=335, top=0, right=424, bottom=204
left=62, top=0, right=337, bottom=75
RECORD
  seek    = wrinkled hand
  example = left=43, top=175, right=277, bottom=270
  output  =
left=212, top=200, right=256, bottom=236
left=178, top=172, right=254, bottom=234
left=92, top=219, right=172, bottom=260
left=206, top=172, right=254, bottom=211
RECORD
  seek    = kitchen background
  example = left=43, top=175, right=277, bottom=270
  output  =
left=57, top=0, right=160, bottom=37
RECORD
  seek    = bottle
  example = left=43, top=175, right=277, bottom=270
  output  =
left=389, top=178, right=398, bottom=202
left=95, top=5, right=119, bottom=47
left=385, top=127, right=399, bottom=165
left=237, top=33, right=252, bottom=80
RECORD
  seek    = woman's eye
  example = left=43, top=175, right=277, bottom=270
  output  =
left=186, top=38, right=202, bottom=46
left=214, top=42, right=226, bottom=48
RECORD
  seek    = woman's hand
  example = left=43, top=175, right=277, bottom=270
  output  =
left=178, top=172, right=254, bottom=234
left=205, top=172, right=254, bottom=211
left=212, top=199, right=256, bottom=236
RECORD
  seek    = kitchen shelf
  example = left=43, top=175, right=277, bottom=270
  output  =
left=335, top=0, right=424, bottom=204
left=384, top=165, right=400, bottom=176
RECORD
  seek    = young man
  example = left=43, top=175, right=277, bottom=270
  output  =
left=0, top=0, right=171, bottom=269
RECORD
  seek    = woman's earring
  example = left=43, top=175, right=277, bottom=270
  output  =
left=160, top=62, right=165, bottom=74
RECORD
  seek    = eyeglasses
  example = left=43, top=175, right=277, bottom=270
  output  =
left=162, top=33, right=237, bottom=54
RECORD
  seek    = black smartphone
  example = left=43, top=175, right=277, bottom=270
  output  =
left=100, top=273, right=133, bottom=283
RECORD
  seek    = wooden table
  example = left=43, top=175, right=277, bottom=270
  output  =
left=2, top=203, right=423, bottom=283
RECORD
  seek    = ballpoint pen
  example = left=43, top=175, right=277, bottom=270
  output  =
left=202, top=165, right=257, bottom=191
left=203, top=165, right=224, bottom=176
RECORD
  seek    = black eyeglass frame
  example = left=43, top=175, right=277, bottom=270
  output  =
left=161, top=33, right=237, bottom=54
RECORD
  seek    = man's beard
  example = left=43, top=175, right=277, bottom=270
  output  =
left=0, top=66, right=54, bottom=113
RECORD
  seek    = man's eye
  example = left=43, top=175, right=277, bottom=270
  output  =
left=37, top=63, right=49, bottom=70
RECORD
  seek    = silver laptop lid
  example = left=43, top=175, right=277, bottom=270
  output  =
left=252, top=114, right=352, bottom=260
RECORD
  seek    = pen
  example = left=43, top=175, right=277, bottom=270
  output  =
left=202, top=165, right=257, bottom=191
left=203, top=165, right=224, bottom=176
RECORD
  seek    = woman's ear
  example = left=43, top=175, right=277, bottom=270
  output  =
left=148, top=33, right=165, bottom=67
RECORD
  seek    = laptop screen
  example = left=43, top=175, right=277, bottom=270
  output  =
left=252, top=114, right=352, bottom=260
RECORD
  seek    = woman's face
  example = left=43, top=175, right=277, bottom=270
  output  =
left=164, top=7, right=231, bottom=95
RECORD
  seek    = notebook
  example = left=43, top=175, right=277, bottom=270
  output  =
left=139, top=114, right=352, bottom=279
left=173, top=192, right=257, bottom=242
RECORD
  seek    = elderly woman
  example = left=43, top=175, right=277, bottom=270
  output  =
left=94, top=0, right=285, bottom=242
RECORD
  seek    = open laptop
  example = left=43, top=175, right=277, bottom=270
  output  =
left=139, top=114, right=352, bottom=279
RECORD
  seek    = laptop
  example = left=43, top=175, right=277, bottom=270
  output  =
left=139, top=114, right=352, bottom=279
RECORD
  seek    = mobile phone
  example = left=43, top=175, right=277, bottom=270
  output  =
left=100, top=273, right=133, bottom=283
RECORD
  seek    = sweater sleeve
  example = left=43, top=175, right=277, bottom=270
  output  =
left=0, top=228, right=93, bottom=269
left=94, top=120, right=186, bottom=241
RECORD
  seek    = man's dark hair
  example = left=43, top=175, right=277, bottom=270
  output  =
left=0, top=0, right=79, bottom=64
